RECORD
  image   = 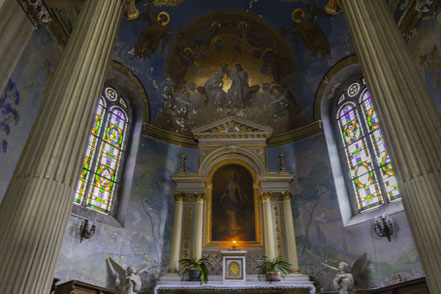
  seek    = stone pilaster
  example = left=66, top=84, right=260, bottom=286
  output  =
left=193, top=192, right=205, bottom=259
left=168, top=193, right=184, bottom=273
left=0, top=1, right=123, bottom=293
left=340, top=0, right=441, bottom=292
left=261, top=192, right=276, bottom=259
left=282, top=191, right=299, bottom=273
left=0, top=0, right=34, bottom=94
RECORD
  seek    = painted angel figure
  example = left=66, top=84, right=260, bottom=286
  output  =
left=107, top=257, right=148, bottom=294
left=321, top=253, right=366, bottom=294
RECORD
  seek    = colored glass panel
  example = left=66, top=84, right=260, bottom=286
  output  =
left=104, top=111, right=127, bottom=150
left=338, top=107, right=364, bottom=147
left=347, top=82, right=360, bottom=97
left=344, top=139, right=374, bottom=178
left=105, top=87, right=117, bottom=101
left=87, top=181, right=115, bottom=214
left=352, top=171, right=382, bottom=211
left=92, top=98, right=106, bottom=136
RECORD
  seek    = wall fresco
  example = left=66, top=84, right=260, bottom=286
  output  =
left=267, top=134, right=424, bottom=291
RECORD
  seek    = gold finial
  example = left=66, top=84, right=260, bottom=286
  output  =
left=279, top=152, right=287, bottom=172
left=179, top=153, right=187, bottom=172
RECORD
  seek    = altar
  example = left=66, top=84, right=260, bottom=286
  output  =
left=159, top=117, right=314, bottom=292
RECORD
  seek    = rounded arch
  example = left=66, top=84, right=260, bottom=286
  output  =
left=199, top=146, right=266, bottom=176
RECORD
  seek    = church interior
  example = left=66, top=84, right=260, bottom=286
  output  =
left=0, top=0, right=440, bottom=293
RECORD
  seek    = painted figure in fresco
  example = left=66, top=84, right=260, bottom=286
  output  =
left=198, top=69, right=227, bottom=107
left=174, top=47, right=195, bottom=84
left=107, top=257, right=149, bottom=294
left=222, top=63, right=260, bottom=108
left=321, top=253, right=367, bottom=294
left=133, top=6, right=172, bottom=59
left=235, top=21, right=270, bottom=48
left=262, top=49, right=292, bottom=83
left=221, top=172, right=248, bottom=233
left=282, top=3, right=331, bottom=57
left=190, top=21, right=222, bottom=48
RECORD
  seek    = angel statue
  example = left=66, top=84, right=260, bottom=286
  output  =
left=107, top=256, right=149, bottom=294
left=321, top=253, right=367, bottom=294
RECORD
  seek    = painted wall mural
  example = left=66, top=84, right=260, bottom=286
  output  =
left=113, top=0, right=354, bottom=135
left=267, top=134, right=424, bottom=291
left=54, top=136, right=198, bottom=292
left=0, top=26, right=60, bottom=203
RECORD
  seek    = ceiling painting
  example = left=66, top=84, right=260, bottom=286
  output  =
left=112, top=0, right=354, bottom=136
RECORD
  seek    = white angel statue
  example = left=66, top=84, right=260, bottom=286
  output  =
left=321, top=253, right=366, bottom=294
left=107, top=256, right=149, bottom=294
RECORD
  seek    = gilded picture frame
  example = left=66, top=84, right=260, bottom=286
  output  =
left=205, top=159, right=262, bottom=247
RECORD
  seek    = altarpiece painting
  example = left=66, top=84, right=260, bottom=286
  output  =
left=211, top=164, right=256, bottom=243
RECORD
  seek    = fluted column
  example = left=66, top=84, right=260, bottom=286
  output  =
left=193, top=193, right=205, bottom=259
left=0, top=1, right=123, bottom=293
left=0, top=0, right=33, bottom=94
left=282, top=191, right=299, bottom=273
left=168, top=193, right=184, bottom=273
left=261, top=192, right=276, bottom=259
left=339, top=1, right=441, bottom=292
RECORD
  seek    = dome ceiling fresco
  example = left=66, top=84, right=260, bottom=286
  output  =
left=113, top=0, right=355, bottom=135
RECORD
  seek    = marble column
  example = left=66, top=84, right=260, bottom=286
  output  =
left=261, top=192, right=276, bottom=259
left=282, top=191, right=299, bottom=273
left=168, top=193, right=184, bottom=273
left=0, top=1, right=123, bottom=293
left=193, top=193, right=205, bottom=259
left=339, top=0, right=441, bottom=292
left=0, top=0, right=34, bottom=94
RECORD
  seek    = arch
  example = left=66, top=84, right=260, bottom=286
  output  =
left=199, top=146, right=266, bottom=176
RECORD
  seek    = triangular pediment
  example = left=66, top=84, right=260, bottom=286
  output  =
left=192, top=117, right=272, bottom=139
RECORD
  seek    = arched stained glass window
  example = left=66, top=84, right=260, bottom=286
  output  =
left=74, top=87, right=131, bottom=215
left=334, top=80, right=400, bottom=212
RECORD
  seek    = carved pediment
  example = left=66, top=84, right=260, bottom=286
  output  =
left=192, top=117, right=273, bottom=140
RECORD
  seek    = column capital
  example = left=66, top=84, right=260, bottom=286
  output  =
left=325, top=0, right=341, bottom=15
left=281, top=191, right=293, bottom=201
left=17, top=0, right=51, bottom=26
left=261, top=191, right=272, bottom=202
left=173, top=192, right=185, bottom=202
left=195, top=192, right=205, bottom=202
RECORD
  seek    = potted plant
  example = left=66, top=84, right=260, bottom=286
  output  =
left=179, top=255, right=209, bottom=284
left=257, top=255, right=291, bottom=281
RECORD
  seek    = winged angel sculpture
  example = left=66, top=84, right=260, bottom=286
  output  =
left=107, top=257, right=149, bottom=294
left=321, top=253, right=367, bottom=294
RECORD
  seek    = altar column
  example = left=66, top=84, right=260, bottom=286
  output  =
left=168, top=193, right=184, bottom=273
left=337, top=0, right=441, bottom=292
left=193, top=193, right=205, bottom=259
left=282, top=191, right=299, bottom=273
left=0, top=0, right=34, bottom=94
left=261, top=192, right=276, bottom=259
left=0, top=1, right=123, bottom=293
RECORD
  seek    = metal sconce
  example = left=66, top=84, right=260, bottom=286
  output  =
left=373, top=214, right=394, bottom=242
left=80, top=219, right=96, bottom=243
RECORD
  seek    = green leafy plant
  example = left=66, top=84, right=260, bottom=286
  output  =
left=179, top=255, right=209, bottom=284
left=257, top=256, right=291, bottom=278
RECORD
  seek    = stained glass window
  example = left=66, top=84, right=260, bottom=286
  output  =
left=74, top=87, right=131, bottom=214
left=334, top=80, right=400, bottom=212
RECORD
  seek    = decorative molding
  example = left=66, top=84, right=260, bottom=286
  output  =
left=17, top=0, right=52, bottom=26
left=281, top=191, right=293, bottom=201
left=181, top=205, right=193, bottom=259
left=173, top=192, right=184, bottom=202
left=194, top=192, right=205, bottom=202
left=273, top=204, right=286, bottom=259
left=261, top=191, right=272, bottom=202
left=193, top=116, right=273, bottom=140
left=142, top=123, right=197, bottom=148
left=266, top=121, right=322, bottom=147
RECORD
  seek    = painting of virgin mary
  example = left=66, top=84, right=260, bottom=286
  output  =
left=212, top=164, right=256, bottom=242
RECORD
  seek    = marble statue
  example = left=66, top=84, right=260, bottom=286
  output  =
left=107, top=257, right=149, bottom=294
left=321, top=253, right=366, bottom=294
